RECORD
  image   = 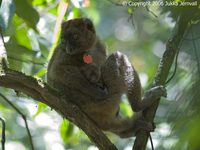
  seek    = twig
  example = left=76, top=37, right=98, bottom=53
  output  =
left=127, top=13, right=135, bottom=28
left=146, top=6, right=157, bottom=18
left=184, top=35, right=200, bottom=41
left=0, top=117, right=5, bottom=150
left=165, top=23, right=191, bottom=84
left=0, top=93, right=35, bottom=150
left=149, top=133, right=154, bottom=150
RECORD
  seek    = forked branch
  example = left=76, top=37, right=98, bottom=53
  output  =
left=133, top=12, right=190, bottom=150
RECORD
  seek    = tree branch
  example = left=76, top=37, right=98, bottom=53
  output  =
left=0, top=93, right=34, bottom=150
left=133, top=12, right=190, bottom=150
left=0, top=67, right=117, bottom=150
left=0, top=117, right=5, bottom=150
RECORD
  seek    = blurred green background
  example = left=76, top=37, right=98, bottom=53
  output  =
left=0, top=0, right=200, bottom=150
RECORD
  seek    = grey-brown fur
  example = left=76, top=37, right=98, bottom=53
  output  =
left=46, top=18, right=167, bottom=138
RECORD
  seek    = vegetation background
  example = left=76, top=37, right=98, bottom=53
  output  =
left=0, top=0, right=200, bottom=150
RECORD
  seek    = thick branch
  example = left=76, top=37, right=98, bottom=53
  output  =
left=133, top=12, right=190, bottom=150
left=0, top=68, right=117, bottom=150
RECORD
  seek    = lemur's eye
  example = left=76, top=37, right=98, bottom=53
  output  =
left=73, top=34, right=78, bottom=40
left=61, top=38, right=66, bottom=43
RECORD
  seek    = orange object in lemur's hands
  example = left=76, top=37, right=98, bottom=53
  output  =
left=83, top=54, right=93, bottom=64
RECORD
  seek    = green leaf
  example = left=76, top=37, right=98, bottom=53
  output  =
left=60, top=119, right=74, bottom=143
left=0, top=0, right=16, bottom=32
left=33, top=102, right=48, bottom=118
left=48, top=5, right=58, bottom=15
left=12, top=15, right=32, bottom=49
left=4, top=21, right=16, bottom=36
left=6, top=42, right=37, bottom=56
left=33, top=0, right=47, bottom=6
left=14, top=0, right=39, bottom=29
left=5, top=37, right=39, bottom=70
left=128, top=8, right=132, bottom=13
left=38, top=37, right=52, bottom=59
left=72, top=6, right=80, bottom=18
left=35, top=68, right=46, bottom=77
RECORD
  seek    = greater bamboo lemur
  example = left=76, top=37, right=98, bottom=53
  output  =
left=46, top=17, right=167, bottom=138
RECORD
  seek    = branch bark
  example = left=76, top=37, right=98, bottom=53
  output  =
left=0, top=67, right=117, bottom=150
left=133, top=12, right=190, bottom=150
left=0, top=10, right=191, bottom=150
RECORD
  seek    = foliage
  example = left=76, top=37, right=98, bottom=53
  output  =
left=0, top=0, right=200, bottom=150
